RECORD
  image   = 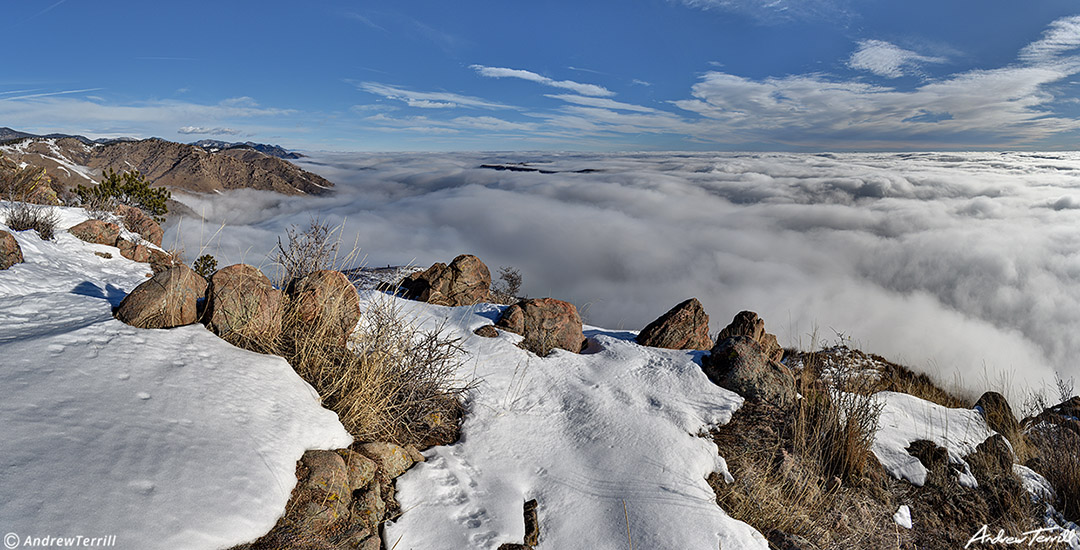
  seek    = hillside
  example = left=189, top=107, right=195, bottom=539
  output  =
left=0, top=136, right=331, bottom=198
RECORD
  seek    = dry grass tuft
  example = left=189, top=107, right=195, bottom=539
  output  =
left=279, top=287, right=469, bottom=447
left=872, top=359, right=972, bottom=409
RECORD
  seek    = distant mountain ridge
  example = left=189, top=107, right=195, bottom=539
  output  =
left=0, top=128, right=302, bottom=159
left=190, top=139, right=302, bottom=159
left=0, top=133, right=333, bottom=199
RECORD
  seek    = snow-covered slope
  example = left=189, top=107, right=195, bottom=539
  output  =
left=377, top=294, right=768, bottom=550
left=0, top=207, right=352, bottom=549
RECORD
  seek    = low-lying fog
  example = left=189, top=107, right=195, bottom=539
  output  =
left=169, top=151, right=1080, bottom=403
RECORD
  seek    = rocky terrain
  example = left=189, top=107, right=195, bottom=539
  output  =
left=0, top=133, right=331, bottom=199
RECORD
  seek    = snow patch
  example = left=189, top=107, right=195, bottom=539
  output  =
left=871, top=391, right=994, bottom=487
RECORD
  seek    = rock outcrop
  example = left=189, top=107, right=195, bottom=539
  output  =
left=116, top=238, right=150, bottom=263
left=398, top=254, right=492, bottom=306
left=115, top=265, right=208, bottom=329
left=285, top=270, right=361, bottom=346
left=68, top=219, right=121, bottom=246
left=116, top=204, right=163, bottom=246
left=974, top=391, right=1021, bottom=443
left=237, top=448, right=395, bottom=550
left=716, top=310, right=784, bottom=362
left=702, top=335, right=796, bottom=409
left=0, top=230, right=23, bottom=269
left=496, top=297, right=586, bottom=355
left=636, top=298, right=712, bottom=350
left=204, top=264, right=283, bottom=349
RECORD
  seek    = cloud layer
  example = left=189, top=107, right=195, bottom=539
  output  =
left=169, top=151, right=1080, bottom=404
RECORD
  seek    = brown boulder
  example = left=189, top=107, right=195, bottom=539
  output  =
left=148, top=248, right=182, bottom=274
left=474, top=325, right=499, bottom=338
left=116, top=204, right=164, bottom=246
left=496, top=297, right=586, bottom=356
left=354, top=442, right=425, bottom=481
left=717, top=311, right=783, bottom=362
left=636, top=298, right=712, bottom=350
left=115, top=265, right=208, bottom=329
left=204, top=264, right=283, bottom=349
left=69, top=219, right=120, bottom=246
left=286, top=270, right=361, bottom=346
left=702, top=335, right=796, bottom=408
left=399, top=254, right=491, bottom=306
left=116, top=238, right=150, bottom=263
left=975, top=391, right=1021, bottom=443
left=0, top=230, right=23, bottom=269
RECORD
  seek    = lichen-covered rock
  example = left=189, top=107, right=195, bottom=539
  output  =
left=115, top=264, right=208, bottom=329
left=716, top=310, right=784, bottom=362
left=0, top=230, right=23, bottom=269
left=116, top=238, right=150, bottom=263
left=286, top=270, right=360, bottom=346
left=204, top=264, right=283, bottom=349
left=116, top=204, right=164, bottom=246
left=702, top=335, right=796, bottom=409
left=496, top=297, right=586, bottom=356
left=68, top=219, right=120, bottom=246
left=398, top=254, right=491, bottom=306
left=636, top=298, right=712, bottom=350
left=354, top=442, right=425, bottom=481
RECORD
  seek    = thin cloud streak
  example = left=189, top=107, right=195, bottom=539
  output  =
left=471, top=65, right=615, bottom=97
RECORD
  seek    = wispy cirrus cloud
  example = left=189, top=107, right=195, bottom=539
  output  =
left=676, top=0, right=855, bottom=23
left=356, top=82, right=513, bottom=109
left=471, top=65, right=614, bottom=97
left=0, top=88, right=103, bottom=101
left=847, top=40, right=946, bottom=78
left=1019, top=15, right=1080, bottom=64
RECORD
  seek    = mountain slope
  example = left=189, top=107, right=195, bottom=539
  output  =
left=0, top=136, right=332, bottom=196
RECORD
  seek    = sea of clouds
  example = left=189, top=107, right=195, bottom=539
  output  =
left=168, top=151, right=1080, bottom=402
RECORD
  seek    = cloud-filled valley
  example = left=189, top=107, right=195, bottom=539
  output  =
left=170, top=152, right=1080, bottom=402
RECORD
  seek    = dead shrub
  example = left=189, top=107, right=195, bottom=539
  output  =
left=490, top=265, right=523, bottom=304
left=281, top=293, right=469, bottom=447
left=275, top=216, right=341, bottom=283
left=3, top=201, right=60, bottom=240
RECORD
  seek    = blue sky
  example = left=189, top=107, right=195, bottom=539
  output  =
left=4, top=0, right=1080, bottom=151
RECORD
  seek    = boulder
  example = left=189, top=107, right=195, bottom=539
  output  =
left=974, top=391, right=1021, bottom=442
left=116, top=204, right=163, bottom=246
left=148, top=248, right=182, bottom=274
left=717, top=311, right=783, bottom=362
left=115, top=265, right=208, bottom=329
left=204, top=264, right=283, bottom=348
left=286, top=270, right=361, bottom=346
left=116, top=238, right=150, bottom=263
left=702, top=335, right=796, bottom=408
left=0, top=230, right=23, bottom=269
left=239, top=448, right=385, bottom=550
left=354, top=442, right=425, bottom=481
left=398, top=254, right=491, bottom=306
left=297, top=450, right=353, bottom=530
left=496, top=297, right=586, bottom=356
left=636, top=298, right=712, bottom=350
left=69, top=219, right=120, bottom=246
left=474, top=325, right=499, bottom=338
